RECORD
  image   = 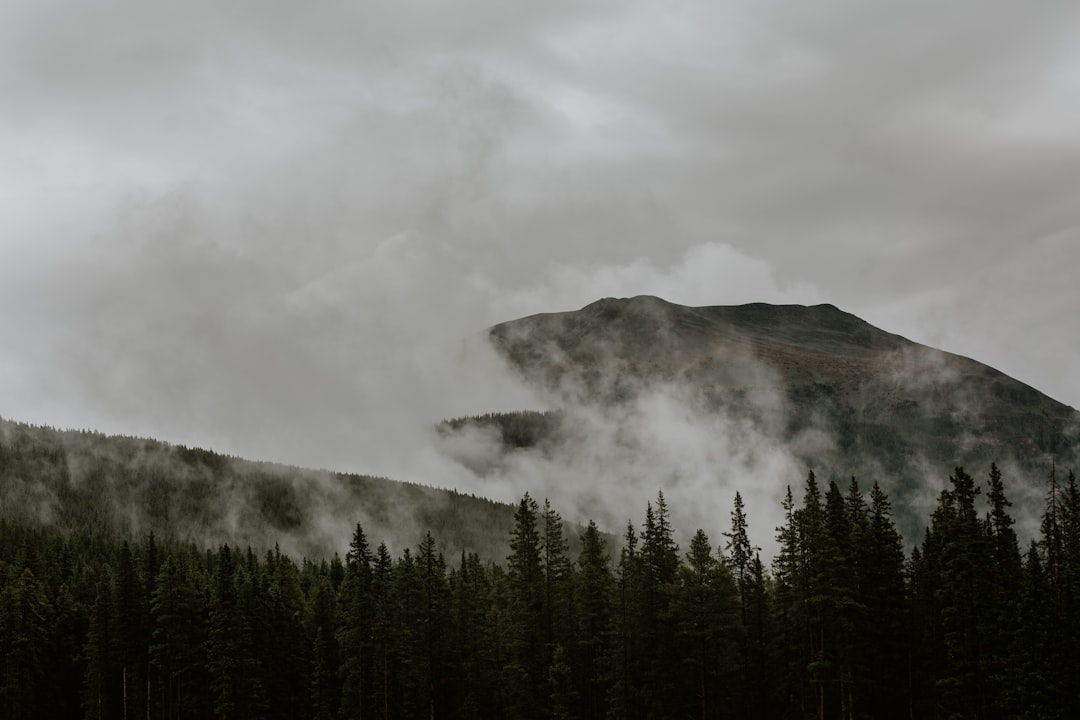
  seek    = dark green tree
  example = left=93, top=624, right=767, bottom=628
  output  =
left=724, top=491, right=768, bottom=718
left=609, top=522, right=646, bottom=720
left=338, top=523, right=373, bottom=719
left=575, top=520, right=612, bottom=720
left=504, top=494, right=546, bottom=719
left=673, top=529, right=738, bottom=719
left=0, top=568, right=51, bottom=718
left=149, top=553, right=211, bottom=720
left=858, top=482, right=908, bottom=720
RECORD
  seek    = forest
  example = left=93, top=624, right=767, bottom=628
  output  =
left=2, top=457, right=1079, bottom=720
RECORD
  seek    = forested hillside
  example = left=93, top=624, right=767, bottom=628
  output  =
left=2, top=463, right=1078, bottom=719
left=0, top=418, right=518, bottom=561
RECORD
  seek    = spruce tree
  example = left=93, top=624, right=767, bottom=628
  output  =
left=338, top=523, right=373, bottom=719
left=505, top=494, right=545, bottom=719
left=0, top=568, right=51, bottom=718
left=640, top=492, right=681, bottom=717
left=576, top=520, right=612, bottom=720
left=610, top=522, right=646, bottom=720
left=724, top=491, right=767, bottom=718
left=861, top=482, right=907, bottom=720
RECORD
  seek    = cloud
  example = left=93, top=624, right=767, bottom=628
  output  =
left=439, top=382, right=801, bottom=554
left=0, top=0, right=1078, bottom=554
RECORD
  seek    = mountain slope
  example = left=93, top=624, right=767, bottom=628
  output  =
left=0, top=418, right=518, bottom=561
left=481, top=296, right=1078, bottom=531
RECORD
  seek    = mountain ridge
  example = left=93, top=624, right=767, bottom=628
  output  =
left=490, top=295, right=1075, bottom=421
left=480, top=296, right=1079, bottom=535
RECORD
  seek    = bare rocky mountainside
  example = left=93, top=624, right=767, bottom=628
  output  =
left=471, top=295, right=1079, bottom=534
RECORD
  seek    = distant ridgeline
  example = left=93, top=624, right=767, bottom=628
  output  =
left=0, top=417, right=519, bottom=561
left=2, top=463, right=1078, bottom=718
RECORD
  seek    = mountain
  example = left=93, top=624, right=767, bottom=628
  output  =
left=474, top=296, right=1079, bottom=534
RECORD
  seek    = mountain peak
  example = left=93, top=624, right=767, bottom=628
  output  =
left=487, top=296, right=1078, bottom=508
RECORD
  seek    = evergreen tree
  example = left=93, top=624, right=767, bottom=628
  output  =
left=370, top=542, right=394, bottom=720
left=417, top=531, right=450, bottom=719
left=149, top=553, right=211, bottom=720
left=0, top=568, right=51, bottom=718
left=338, top=523, right=373, bottom=719
left=308, top=576, right=340, bottom=720
left=448, top=550, right=490, bottom=719
left=673, top=529, right=739, bottom=720
left=609, top=522, right=646, bottom=720
left=541, top=499, right=575, bottom=666
left=82, top=575, right=120, bottom=720
left=1060, top=470, right=1080, bottom=715
left=264, top=549, right=308, bottom=720
left=640, top=492, right=682, bottom=717
left=575, top=520, right=612, bottom=720
left=920, top=467, right=994, bottom=718
left=113, top=541, right=148, bottom=720
left=982, top=463, right=1022, bottom=715
left=504, top=494, right=546, bottom=719
left=724, top=491, right=767, bottom=718
left=859, top=482, right=908, bottom=720
left=771, top=484, right=805, bottom=717
left=1016, top=543, right=1063, bottom=718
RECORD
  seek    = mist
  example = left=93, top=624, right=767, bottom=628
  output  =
left=2, top=0, right=1079, bottom=559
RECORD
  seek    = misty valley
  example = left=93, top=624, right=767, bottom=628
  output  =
left=2, top=298, right=1079, bottom=719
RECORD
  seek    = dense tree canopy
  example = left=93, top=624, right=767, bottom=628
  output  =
left=0, top=459, right=1078, bottom=719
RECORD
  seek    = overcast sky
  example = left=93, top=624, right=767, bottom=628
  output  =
left=2, top=0, right=1078, bottom=483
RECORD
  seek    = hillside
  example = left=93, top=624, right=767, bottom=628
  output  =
left=475, top=296, right=1079, bottom=532
left=0, top=417, right=518, bottom=561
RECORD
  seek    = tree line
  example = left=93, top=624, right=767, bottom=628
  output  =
left=1, top=464, right=1079, bottom=719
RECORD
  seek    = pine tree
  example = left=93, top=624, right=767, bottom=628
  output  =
left=860, top=482, right=908, bottom=720
left=771, top=484, right=805, bottom=717
left=541, top=499, right=574, bottom=664
left=609, top=522, right=646, bottom=720
left=417, top=531, right=450, bottom=719
left=391, top=547, right=426, bottom=719
left=208, top=545, right=247, bottom=719
left=505, top=494, right=546, bottom=719
left=1016, top=542, right=1063, bottom=718
left=673, top=529, right=739, bottom=720
left=308, top=576, right=340, bottom=720
left=817, top=480, right=859, bottom=719
left=575, top=520, right=612, bottom=720
left=83, top=575, right=120, bottom=720
left=921, top=467, right=993, bottom=718
left=150, top=553, right=210, bottom=720
left=0, top=568, right=51, bottom=718
left=338, top=523, right=373, bottom=719
left=113, top=541, right=148, bottom=720
left=724, top=490, right=768, bottom=717
left=983, top=463, right=1022, bottom=715
left=448, top=550, right=490, bottom=719
left=370, top=542, right=394, bottom=720
left=640, top=492, right=681, bottom=717
left=798, top=471, right=827, bottom=720
left=1060, top=470, right=1080, bottom=715
left=264, top=549, right=308, bottom=720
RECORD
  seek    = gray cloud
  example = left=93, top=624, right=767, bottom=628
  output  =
left=1, top=0, right=1078, bottom=536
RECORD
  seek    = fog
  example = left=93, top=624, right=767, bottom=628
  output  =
left=2, top=0, right=1079, bottom=549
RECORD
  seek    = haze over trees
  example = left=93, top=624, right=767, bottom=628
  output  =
left=3, top=451, right=1078, bottom=718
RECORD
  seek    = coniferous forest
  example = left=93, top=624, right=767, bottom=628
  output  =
left=3, top=459, right=1080, bottom=719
